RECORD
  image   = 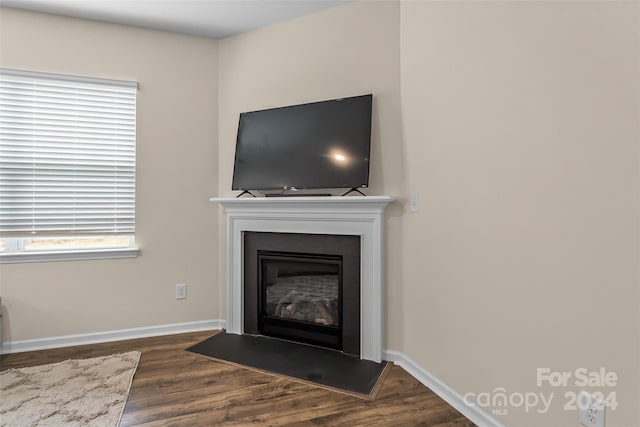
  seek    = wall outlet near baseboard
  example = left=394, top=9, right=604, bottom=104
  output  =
left=579, top=391, right=605, bottom=427
left=175, top=284, right=187, bottom=300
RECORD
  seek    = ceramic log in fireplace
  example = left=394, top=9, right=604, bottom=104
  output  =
left=244, top=232, right=361, bottom=356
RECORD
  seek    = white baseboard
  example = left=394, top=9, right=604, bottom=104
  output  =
left=383, top=349, right=505, bottom=427
left=0, top=319, right=226, bottom=355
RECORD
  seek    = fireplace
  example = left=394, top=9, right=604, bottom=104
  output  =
left=244, top=232, right=361, bottom=356
left=212, top=196, right=394, bottom=362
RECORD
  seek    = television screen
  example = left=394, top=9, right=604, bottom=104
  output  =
left=232, top=94, right=372, bottom=192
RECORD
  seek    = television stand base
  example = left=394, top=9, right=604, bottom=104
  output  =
left=265, top=193, right=332, bottom=197
left=236, top=190, right=257, bottom=198
left=341, top=188, right=367, bottom=197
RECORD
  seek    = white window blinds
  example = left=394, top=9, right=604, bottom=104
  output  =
left=0, top=69, right=137, bottom=237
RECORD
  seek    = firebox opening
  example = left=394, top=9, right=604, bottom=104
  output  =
left=258, top=251, right=343, bottom=350
left=244, top=232, right=360, bottom=357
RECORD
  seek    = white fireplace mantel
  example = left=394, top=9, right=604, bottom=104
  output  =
left=210, top=195, right=394, bottom=362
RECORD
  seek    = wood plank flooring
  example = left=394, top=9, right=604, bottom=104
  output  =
left=0, top=331, right=475, bottom=426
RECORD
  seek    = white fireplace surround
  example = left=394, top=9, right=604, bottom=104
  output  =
left=211, top=196, right=394, bottom=362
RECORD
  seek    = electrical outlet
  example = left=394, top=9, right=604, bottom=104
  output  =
left=175, top=284, right=187, bottom=300
left=579, top=391, right=605, bottom=427
left=410, top=193, right=419, bottom=213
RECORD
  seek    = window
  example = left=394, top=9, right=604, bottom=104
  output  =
left=0, top=69, right=138, bottom=263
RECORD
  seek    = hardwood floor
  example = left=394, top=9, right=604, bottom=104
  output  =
left=1, top=331, right=475, bottom=426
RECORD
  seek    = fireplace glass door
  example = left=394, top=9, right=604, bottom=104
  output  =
left=258, top=251, right=342, bottom=349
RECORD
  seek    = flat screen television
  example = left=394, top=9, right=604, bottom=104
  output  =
left=231, top=94, right=373, bottom=192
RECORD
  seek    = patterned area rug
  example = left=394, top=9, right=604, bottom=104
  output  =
left=0, top=351, right=140, bottom=427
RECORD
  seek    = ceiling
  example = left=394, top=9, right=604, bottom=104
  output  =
left=1, top=0, right=350, bottom=39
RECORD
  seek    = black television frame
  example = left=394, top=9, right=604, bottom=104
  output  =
left=231, top=94, right=373, bottom=194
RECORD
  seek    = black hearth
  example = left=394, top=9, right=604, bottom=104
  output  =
left=244, top=232, right=361, bottom=356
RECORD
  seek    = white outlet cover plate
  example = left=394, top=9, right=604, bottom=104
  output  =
left=176, top=284, right=187, bottom=299
left=578, top=391, right=605, bottom=427
left=410, top=193, right=418, bottom=213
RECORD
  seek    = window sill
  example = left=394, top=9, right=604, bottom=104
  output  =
left=0, top=247, right=140, bottom=264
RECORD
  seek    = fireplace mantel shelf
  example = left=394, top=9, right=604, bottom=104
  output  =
left=211, top=195, right=395, bottom=362
left=209, top=196, right=394, bottom=211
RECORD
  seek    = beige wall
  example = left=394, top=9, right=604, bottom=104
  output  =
left=1, top=2, right=638, bottom=426
left=0, top=8, right=220, bottom=341
left=217, top=1, right=639, bottom=426
left=216, top=1, right=405, bottom=323
left=400, top=2, right=639, bottom=426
